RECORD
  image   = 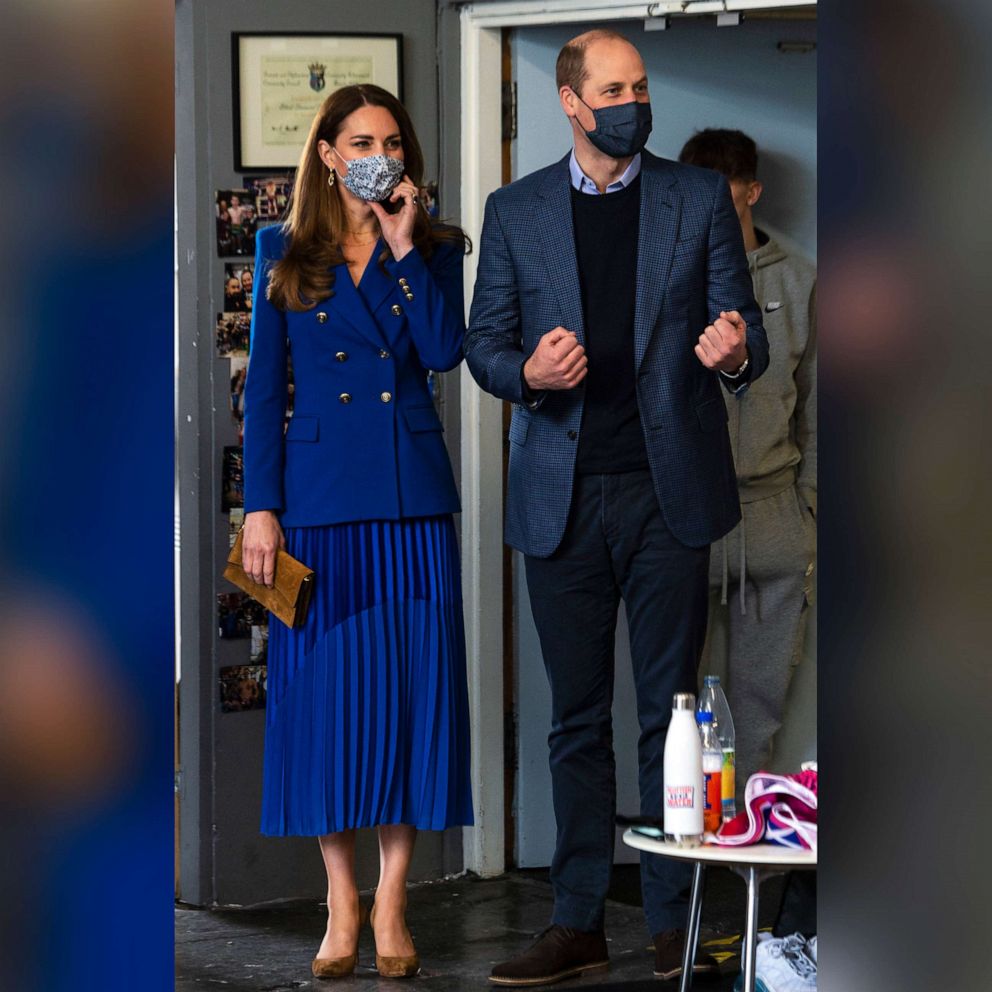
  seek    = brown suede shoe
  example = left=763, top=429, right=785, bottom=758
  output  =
left=490, top=925, right=609, bottom=986
left=370, top=903, right=420, bottom=979
left=311, top=902, right=369, bottom=980
left=653, top=928, right=719, bottom=981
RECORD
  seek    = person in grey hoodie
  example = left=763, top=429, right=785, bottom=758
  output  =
left=679, top=129, right=816, bottom=798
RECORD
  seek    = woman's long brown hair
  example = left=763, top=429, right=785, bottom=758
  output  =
left=267, top=84, right=467, bottom=312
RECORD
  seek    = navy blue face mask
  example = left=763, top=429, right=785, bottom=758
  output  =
left=573, top=93, right=653, bottom=159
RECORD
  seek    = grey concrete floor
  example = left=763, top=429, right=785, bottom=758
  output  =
left=176, top=868, right=783, bottom=991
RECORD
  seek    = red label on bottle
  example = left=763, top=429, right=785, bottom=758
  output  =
left=666, top=784, right=695, bottom=809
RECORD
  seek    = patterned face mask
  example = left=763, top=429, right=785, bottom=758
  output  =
left=333, top=148, right=405, bottom=202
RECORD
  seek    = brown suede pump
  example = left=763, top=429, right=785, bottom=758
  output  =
left=370, top=903, right=421, bottom=978
left=311, top=902, right=369, bottom=980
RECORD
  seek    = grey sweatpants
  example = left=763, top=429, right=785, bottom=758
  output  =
left=700, top=484, right=815, bottom=801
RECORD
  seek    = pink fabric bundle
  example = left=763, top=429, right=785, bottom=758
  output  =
left=706, top=769, right=817, bottom=851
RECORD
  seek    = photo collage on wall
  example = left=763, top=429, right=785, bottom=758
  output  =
left=216, top=175, right=294, bottom=713
left=217, top=591, right=269, bottom=713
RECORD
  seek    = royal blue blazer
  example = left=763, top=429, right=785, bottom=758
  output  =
left=465, top=151, right=770, bottom=556
left=243, top=224, right=464, bottom=527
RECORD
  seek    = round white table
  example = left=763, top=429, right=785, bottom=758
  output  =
left=622, top=830, right=816, bottom=992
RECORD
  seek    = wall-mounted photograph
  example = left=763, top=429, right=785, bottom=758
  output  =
left=227, top=508, right=244, bottom=549
left=229, top=356, right=247, bottom=443
left=250, top=624, right=269, bottom=667
left=223, top=263, right=254, bottom=312
left=219, top=664, right=268, bottom=713
left=221, top=445, right=244, bottom=512
left=249, top=176, right=292, bottom=222
left=217, top=591, right=265, bottom=640
left=216, top=188, right=256, bottom=256
left=216, top=311, right=250, bottom=358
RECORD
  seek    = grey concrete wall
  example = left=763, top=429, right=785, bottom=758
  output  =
left=176, top=0, right=463, bottom=908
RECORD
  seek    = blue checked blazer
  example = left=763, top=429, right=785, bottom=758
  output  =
left=465, top=151, right=769, bottom=557
left=243, top=224, right=464, bottom=527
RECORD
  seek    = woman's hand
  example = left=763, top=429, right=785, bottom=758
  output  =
left=369, top=174, right=418, bottom=261
left=242, top=510, right=285, bottom=588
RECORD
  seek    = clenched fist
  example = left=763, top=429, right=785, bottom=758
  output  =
left=523, top=327, right=588, bottom=391
left=694, top=310, right=748, bottom=374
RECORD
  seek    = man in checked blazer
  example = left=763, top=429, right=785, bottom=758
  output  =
left=465, top=30, right=769, bottom=987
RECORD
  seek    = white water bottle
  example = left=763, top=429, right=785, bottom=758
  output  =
left=663, top=692, right=704, bottom=846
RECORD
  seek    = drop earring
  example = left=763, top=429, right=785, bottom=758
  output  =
left=327, top=167, right=336, bottom=188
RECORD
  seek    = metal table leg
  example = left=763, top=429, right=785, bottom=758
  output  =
left=678, top=862, right=705, bottom=992
left=740, top=865, right=760, bottom=992
left=729, top=864, right=790, bottom=992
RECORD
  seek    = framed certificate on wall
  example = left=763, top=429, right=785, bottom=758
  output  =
left=232, top=32, right=403, bottom=171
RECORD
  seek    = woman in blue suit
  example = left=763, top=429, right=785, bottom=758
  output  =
left=242, top=84, right=472, bottom=980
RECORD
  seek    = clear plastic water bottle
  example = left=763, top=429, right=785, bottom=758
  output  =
left=697, top=711, right=723, bottom=834
left=698, top=675, right=736, bottom=821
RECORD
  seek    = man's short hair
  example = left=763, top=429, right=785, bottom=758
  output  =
left=678, top=128, right=758, bottom=182
left=556, top=29, right=631, bottom=97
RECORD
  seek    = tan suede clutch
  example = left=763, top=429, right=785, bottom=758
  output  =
left=223, top=529, right=314, bottom=629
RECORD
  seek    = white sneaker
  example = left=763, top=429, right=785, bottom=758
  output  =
left=752, top=932, right=816, bottom=992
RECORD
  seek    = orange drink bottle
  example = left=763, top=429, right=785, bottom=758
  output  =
left=698, top=710, right=723, bottom=834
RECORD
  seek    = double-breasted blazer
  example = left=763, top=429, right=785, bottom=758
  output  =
left=464, top=151, right=770, bottom=556
left=243, top=223, right=465, bottom=527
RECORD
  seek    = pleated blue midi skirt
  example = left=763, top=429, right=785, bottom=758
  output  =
left=260, top=515, right=474, bottom=836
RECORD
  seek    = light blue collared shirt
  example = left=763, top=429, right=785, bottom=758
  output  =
left=568, top=149, right=642, bottom=195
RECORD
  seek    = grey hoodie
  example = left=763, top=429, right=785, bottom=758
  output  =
left=727, top=232, right=816, bottom=513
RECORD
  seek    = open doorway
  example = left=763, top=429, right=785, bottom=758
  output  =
left=456, top=0, right=817, bottom=876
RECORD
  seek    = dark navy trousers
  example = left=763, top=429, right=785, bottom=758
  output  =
left=524, top=470, right=710, bottom=935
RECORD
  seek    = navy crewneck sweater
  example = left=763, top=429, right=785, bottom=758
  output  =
left=571, top=174, right=648, bottom=474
